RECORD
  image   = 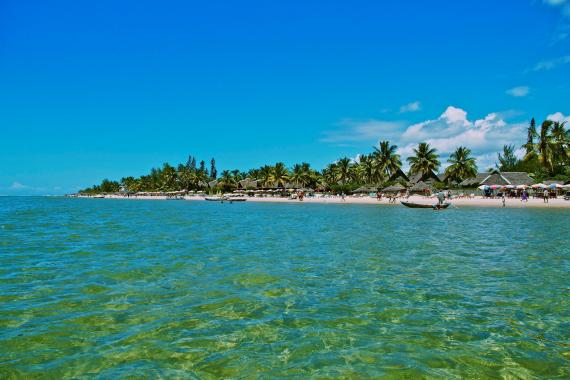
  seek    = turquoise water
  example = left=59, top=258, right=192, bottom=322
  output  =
left=1, top=197, right=569, bottom=379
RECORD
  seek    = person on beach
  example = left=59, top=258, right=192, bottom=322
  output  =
left=376, top=191, right=382, bottom=201
left=341, top=192, right=346, bottom=202
left=502, top=193, right=506, bottom=207
left=543, top=189, right=549, bottom=203
left=521, top=190, right=528, bottom=202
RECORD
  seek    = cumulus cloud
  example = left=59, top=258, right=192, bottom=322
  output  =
left=547, top=112, right=570, bottom=123
left=506, top=86, right=530, bottom=97
left=399, top=101, right=421, bottom=113
left=322, top=106, right=531, bottom=170
left=398, top=107, right=526, bottom=170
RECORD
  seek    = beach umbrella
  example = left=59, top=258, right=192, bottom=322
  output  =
left=532, top=183, right=546, bottom=189
left=477, top=185, right=489, bottom=190
left=516, top=185, right=528, bottom=189
left=505, top=185, right=515, bottom=189
left=490, top=185, right=502, bottom=190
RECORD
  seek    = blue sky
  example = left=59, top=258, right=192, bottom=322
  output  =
left=1, top=0, right=569, bottom=195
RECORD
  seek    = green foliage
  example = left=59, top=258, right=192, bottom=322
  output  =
left=522, top=118, right=569, bottom=178
left=497, top=145, right=519, bottom=171
left=78, top=118, right=569, bottom=195
left=445, top=146, right=477, bottom=183
left=407, top=142, right=441, bottom=176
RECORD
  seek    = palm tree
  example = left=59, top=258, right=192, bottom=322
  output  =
left=373, top=141, right=402, bottom=177
left=536, top=120, right=555, bottom=175
left=523, top=118, right=537, bottom=159
left=218, top=170, right=236, bottom=190
left=291, top=163, right=313, bottom=187
left=177, top=165, right=197, bottom=190
left=334, top=157, right=354, bottom=185
left=231, top=169, right=243, bottom=181
left=407, top=142, right=441, bottom=176
left=551, top=121, right=568, bottom=168
left=121, top=176, right=140, bottom=192
left=270, top=162, right=289, bottom=188
left=322, top=163, right=339, bottom=187
left=358, top=154, right=383, bottom=184
left=257, top=165, right=273, bottom=187
left=160, top=163, right=178, bottom=191
left=445, top=146, right=478, bottom=182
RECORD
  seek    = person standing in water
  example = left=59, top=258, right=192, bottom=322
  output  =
left=437, top=191, right=445, bottom=205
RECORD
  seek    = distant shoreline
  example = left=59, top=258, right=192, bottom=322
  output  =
left=72, top=194, right=570, bottom=209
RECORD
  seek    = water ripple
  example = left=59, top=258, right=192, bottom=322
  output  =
left=0, top=197, right=569, bottom=378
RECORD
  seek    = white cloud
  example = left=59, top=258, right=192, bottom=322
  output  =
left=399, top=101, right=421, bottom=113
left=320, top=119, right=405, bottom=143
left=531, top=55, right=570, bottom=71
left=397, top=106, right=526, bottom=170
left=543, top=0, right=570, bottom=17
left=544, top=0, right=566, bottom=5
left=506, top=86, right=530, bottom=97
left=322, top=106, right=530, bottom=171
left=351, top=154, right=362, bottom=164
left=547, top=112, right=570, bottom=123
left=10, top=182, right=29, bottom=190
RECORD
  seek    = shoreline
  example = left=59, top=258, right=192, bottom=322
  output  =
left=74, top=194, right=570, bottom=209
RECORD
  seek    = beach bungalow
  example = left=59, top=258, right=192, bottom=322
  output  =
left=237, top=178, right=258, bottom=190
left=382, top=184, right=405, bottom=193
left=406, top=170, right=443, bottom=187
left=409, top=181, right=431, bottom=195
left=388, top=169, right=410, bottom=184
left=459, top=170, right=534, bottom=187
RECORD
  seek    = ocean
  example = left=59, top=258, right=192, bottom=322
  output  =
left=1, top=197, right=569, bottom=378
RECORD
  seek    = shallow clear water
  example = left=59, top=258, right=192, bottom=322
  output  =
left=0, top=197, right=569, bottom=378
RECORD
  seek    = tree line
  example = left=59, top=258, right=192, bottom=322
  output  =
left=79, top=118, right=568, bottom=194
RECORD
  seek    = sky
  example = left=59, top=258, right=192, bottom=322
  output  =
left=1, top=0, right=570, bottom=195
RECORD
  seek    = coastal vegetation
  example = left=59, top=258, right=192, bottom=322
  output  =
left=79, top=118, right=569, bottom=194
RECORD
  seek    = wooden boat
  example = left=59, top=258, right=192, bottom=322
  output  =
left=401, top=201, right=450, bottom=209
left=205, top=197, right=224, bottom=202
left=226, top=197, right=247, bottom=202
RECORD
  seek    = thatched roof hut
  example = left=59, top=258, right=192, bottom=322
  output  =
left=354, top=185, right=378, bottom=193
left=238, top=178, right=258, bottom=189
left=409, top=181, right=431, bottom=193
left=382, top=184, right=405, bottom=193
left=407, top=170, right=443, bottom=187
left=459, top=170, right=534, bottom=187
left=388, top=169, right=410, bottom=183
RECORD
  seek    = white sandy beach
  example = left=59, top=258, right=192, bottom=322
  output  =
left=80, top=194, right=570, bottom=209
